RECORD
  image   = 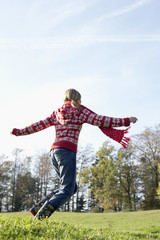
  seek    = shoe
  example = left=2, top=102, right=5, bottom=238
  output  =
left=30, top=203, right=44, bottom=216
left=30, top=192, right=54, bottom=216
left=34, top=200, right=56, bottom=220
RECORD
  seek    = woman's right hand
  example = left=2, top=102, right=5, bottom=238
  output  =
left=130, top=117, right=138, bottom=124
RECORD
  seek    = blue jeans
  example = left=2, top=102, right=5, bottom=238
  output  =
left=49, top=148, right=77, bottom=209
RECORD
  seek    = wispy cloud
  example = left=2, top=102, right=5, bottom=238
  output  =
left=97, top=0, right=151, bottom=21
left=28, top=0, right=98, bottom=29
left=76, top=34, right=160, bottom=44
left=0, top=0, right=156, bottom=50
left=0, top=34, right=160, bottom=50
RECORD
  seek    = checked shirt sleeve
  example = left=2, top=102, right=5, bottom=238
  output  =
left=12, top=112, right=57, bottom=136
left=81, top=106, right=130, bottom=128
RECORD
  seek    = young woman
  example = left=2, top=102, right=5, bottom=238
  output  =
left=11, top=88, right=138, bottom=220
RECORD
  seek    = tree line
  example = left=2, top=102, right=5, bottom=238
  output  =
left=80, top=124, right=160, bottom=211
left=0, top=144, right=96, bottom=213
left=0, top=124, right=160, bottom=212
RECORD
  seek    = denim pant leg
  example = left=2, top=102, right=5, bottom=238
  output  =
left=49, top=148, right=77, bottom=209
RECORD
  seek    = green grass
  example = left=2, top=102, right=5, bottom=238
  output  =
left=1, top=210, right=160, bottom=239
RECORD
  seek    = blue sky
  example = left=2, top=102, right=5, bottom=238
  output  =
left=0, top=0, right=160, bottom=156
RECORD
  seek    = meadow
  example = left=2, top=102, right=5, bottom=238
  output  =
left=0, top=210, right=160, bottom=239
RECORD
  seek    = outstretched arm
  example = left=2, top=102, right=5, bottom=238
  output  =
left=81, top=106, right=137, bottom=128
left=11, top=112, right=57, bottom=136
left=80, top=105, right=138, bottom=149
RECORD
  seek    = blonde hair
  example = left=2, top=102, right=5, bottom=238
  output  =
left=64, top=89, right=81, bottom=109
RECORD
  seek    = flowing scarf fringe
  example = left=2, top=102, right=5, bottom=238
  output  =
left=120, top=136, right=131, bottom=148
left=120, top=127, right=131, bottom=148
left=99, top=127, right=131, bottom=149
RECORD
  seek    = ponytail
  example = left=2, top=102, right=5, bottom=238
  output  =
left=71, top=100, right=81, bottom=109
left=64, top=89, right=82, bottom=109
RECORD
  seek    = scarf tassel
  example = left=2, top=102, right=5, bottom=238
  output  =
left=118, top=127, right=131, bottom=148
left=120, top=136, right=131, bottom=149
left=123, top=127, right=130, bottom=134
left=120, top=127, right=131, bottom=149
left=99, top=127, right=131, bottom=149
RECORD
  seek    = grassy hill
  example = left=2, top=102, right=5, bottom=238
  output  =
left=1, top=210, right=160, bottom=239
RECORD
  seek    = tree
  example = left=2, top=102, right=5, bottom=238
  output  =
left=94, top=142, right=118, bottom=210
left=0, top=154, right=12, bottom=212
left=116, top=146, right=140, bottom=211
left=80, top=141, right=140, bottom=212
left=80, top=141, right=119, bottom=211
left=14, top=172, right=36, bottom=211
left=134, top=124, right=160, bottom=209
left=10, top=148, right=24, bottom=211
left=75, top=144, right=96, bottom=212
left=33, top=151, right=56, bottom=204
left=9, top=148, right=35, bottom=211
